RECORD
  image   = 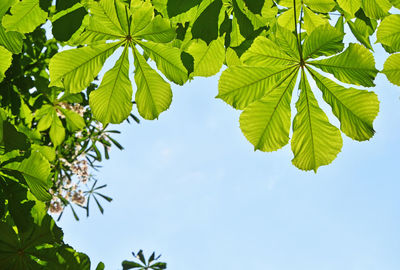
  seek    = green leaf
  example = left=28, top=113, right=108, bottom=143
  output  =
left=291, top=70, right=342, bottom=172
left=225, top=47, right=242, bottom=67
left=59, top=108, right=86, bottom=131
left=302, top=24, right=344, bottom=60
left=304, top=0, right=336, bottom=12
left=52, top=7, right=87, bottom=42
left=87, top=0, right=127, bottom=36
left=309, top=43, right=378, bottom=87
left=273, top=26, right=300, bottom=60
left=31, top=145, right=56, bottom=162
left=166, top=0, right=202, bottom=17
left=241, top=36, right=298, bottom=66
left=0, top=45, right=12, bottom=82
left=389, top=0, right=400, bottom=8
left=133, top=16, right=176, bottom=43
left=5, top=152, right=52, bottom=201
left=49, top=42, right=121, bottom=92
left=217, top=65, right=297, bottom=109
left=382, top=53, right=400, bottom=86
left=337, top=0, right=362, bottom=17
left=133, top=46, right=172, bottom=120
left=122, top=260, right=143, bottom=270
left=239, top=69, right=298, bottom=152
left=303, top=7, right=328, bottom=33
left=309, top=68, right=379, bottom=141
left=347, top=19, right=373, bottom=50
left=377, top=14, right=400, bottom=52
left=0, top=26, right=24, bottom=54
left=0, top=0, right=17, bottom=17
left=90, top=45, right=133, bottom=124
left=186, top=36, right=225, bottom=77
left=49, top=112, right=65, bottom=146
left=362, top=0, right=391, bottom=19
left=138, top=40, right=188, bottom=85
left=130, top=0, right=153, bottom=34
left=2, top=0, right=47, bottom=34
left=96, top=262, right=105, bottom=270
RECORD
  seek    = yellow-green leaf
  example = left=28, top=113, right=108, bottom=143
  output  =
left=240, top=69, right=298, bottom=152
left=309, top=43, right=378, bottom=87
left=89, top=46, right=133, bottom=124
left=382, top=53, right=400, bottom=86
left=309, top=68, right=379, bottom=141
left=133, top=46, right=172, bottom=120
left=2, top=0, right=47, bottom=34
left=49, top=42, right=121, bottom=92
left=291, top=70, right=342, bottom=172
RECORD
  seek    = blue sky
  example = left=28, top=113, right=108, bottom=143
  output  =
left=57, top=32, right=400, bottom=269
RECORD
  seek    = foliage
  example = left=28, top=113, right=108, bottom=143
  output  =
left=122, top=250, right=167, bottom=270
left=1, top=0, right=400, bottom=268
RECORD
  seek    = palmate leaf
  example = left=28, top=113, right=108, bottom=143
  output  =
left=49, top=0, right=187, bottom=124
left=0, top=45, right=12, bottom=82
left=2, top=0, right=47, bottom=34
left=308, top=68, right=379, bottom=141
left=382, top=53, right=400, bottom=86
left=377, top=14, right=400, bottom=52
left=133, top=46, right=172, bottom=120
left=310, top=43, right=379, bottom=87
left=49, top=42, right=122, bottom=92
left=291, top=70, right=342, bottom=172
left=239, top=68, right=298, bottom=152
left=90, top=45, right=133, bottom=124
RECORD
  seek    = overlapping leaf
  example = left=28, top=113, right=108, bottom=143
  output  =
left=49, top=0, right=187, bottom=124
left=2, top=0, right=47, bottom=34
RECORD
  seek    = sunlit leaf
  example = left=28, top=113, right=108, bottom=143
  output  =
left=309, top=68, right=379, bottom=141
left=2, top=0, right=47, bottom=34
left=382, top=53, right=400, bottom=86
left=310, top=43, right=378, bottom=87
left=240, top=69, right=298, bottom=152
left=291, top=70, right=342, bottom=172
left=49, top=42, right=121, bottom=92
left=186, top=36, right=225, bottom=77
left=133, top=46, right=172, bottom=120
left=90, top=45, right=133, bottom=124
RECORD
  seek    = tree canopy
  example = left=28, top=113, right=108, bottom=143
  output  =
left=0, top=0, right=399, bottom=269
